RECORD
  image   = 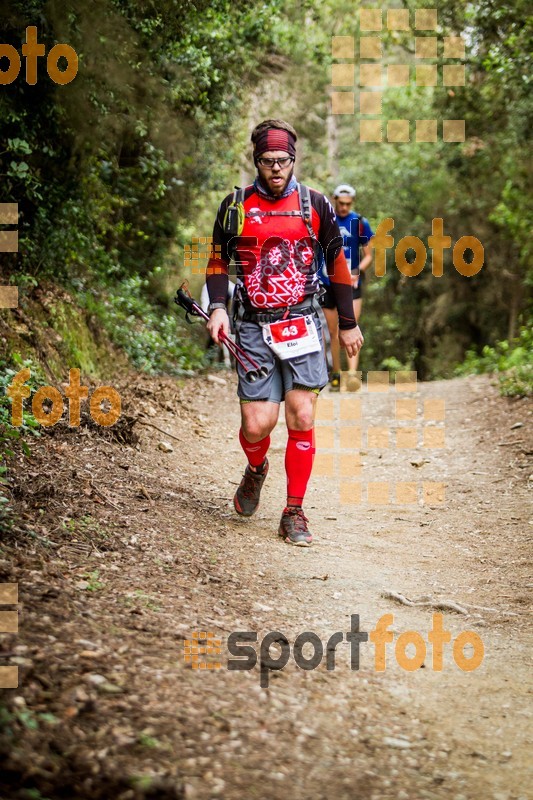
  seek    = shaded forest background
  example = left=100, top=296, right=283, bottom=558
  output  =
left=0, top=0, right=531, bottom=387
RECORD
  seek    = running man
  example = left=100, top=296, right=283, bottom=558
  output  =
left=206, top=120, right=363, bottom=546
left=320, top=184, right=374, bottom=391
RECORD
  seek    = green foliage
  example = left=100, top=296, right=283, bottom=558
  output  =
left=455, top=325, right=533, bottom=397
left=80, top=570, right=104, bottom=592
left=0, top=0, right=530, bottom=385
left=0, top=354, right=44, bottom=471
left=0, top=355, right=45, bottom=527
left=80, top=274, right=205, bottom=374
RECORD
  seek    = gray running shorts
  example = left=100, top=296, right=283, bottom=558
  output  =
left=235, top=312, right=329, bottom=403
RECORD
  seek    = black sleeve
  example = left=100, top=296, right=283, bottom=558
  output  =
left=206, top=193, right=234, bottom=305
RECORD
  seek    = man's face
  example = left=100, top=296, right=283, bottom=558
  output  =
left=256, top=150, right=294, bottom=197
left=334, top=195, right=353, bottom=217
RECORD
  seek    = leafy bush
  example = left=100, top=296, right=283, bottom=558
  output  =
left=455, top=325, right=533, bottom=397
left=79, top=274, right=206, bottom=375
left=0, top=354, right=45, bottom=527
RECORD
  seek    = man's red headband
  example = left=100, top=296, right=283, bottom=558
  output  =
left=253, top=128, right=296, bottom=159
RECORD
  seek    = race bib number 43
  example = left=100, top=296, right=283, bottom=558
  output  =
left=262, top=315, right=322, bottom=360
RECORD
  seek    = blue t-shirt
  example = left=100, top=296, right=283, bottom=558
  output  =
left=319, top=211, right=374, bottom=286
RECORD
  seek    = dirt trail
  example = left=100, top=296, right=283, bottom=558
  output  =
left=1, top=372, right=531, bottom=800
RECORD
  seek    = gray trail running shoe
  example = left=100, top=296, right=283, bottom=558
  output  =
left=233, top=459, right=269, bottom=517
left=278, top=507, right=313, bottom=546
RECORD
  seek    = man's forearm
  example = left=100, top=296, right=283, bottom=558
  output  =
left=206, top=271, right=229, bottom=305
left=330, top=281, right=357, bottom=329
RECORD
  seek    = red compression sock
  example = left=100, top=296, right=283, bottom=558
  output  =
left=239, top=428, right=270, bottom=469
left=285, top=428, right=315, bottom=506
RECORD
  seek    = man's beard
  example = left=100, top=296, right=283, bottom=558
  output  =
left=257, top=166, right=294, bottom=197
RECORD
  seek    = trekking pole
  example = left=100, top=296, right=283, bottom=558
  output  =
left=174, top=283, right=268, bottom=382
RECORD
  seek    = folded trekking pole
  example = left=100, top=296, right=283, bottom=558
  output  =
left=174, top=282, right=268, bottom=382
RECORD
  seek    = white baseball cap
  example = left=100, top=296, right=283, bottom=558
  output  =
left=333, top=184, right=356, bottom=198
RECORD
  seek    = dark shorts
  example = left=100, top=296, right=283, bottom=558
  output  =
left=234, top=312, right=329, bottom=403
left=320, top=273, right=365, bottom=308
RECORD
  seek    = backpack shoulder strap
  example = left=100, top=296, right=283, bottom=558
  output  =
left=298, top=183, right=316, bottom=241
